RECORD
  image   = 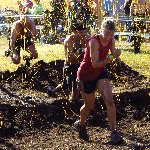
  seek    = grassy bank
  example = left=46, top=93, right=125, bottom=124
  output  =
left=0, top=36, right=150, bottom=78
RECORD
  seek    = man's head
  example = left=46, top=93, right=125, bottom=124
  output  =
left=101, top=20, right=116, bottom=40
left=33, top=0, right=40, bottom=4
left=24, top=0, right=30, bottom=2
left=70, top=22, right=86, bottom=33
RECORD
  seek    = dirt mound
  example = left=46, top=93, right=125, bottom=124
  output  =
left=0, top=60, right=149, bottom=149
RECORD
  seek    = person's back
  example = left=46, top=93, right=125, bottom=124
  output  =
left=12, top=17, right=31, bottom=40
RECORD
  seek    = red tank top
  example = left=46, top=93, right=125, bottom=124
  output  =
left=77, top=34, right=113, bottom=81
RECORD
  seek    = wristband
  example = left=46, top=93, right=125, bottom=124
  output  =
left=109, top=54, right=114, bottom=60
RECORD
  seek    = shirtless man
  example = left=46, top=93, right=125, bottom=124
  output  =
left=9, top=16, right=38, bottom=64
left=47, top=22, right=90, bottom=101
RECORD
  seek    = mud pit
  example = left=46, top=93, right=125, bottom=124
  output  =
left=0, top=60, right=149, bottom=150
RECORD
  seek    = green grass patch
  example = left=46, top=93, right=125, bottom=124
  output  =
left=0, top=36, right=149, bottom=78
left=0, top=36, right=64, bottom=72
left=118, top=41, right=150, bottom=78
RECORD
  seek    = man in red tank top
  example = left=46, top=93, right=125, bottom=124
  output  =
left=74, top=20, right=123, bottom=144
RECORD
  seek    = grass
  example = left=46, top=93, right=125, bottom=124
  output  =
left=117, top=40, right=150, bottom=78
left=0, top=36, right=64, bottom=72
left=0, top=36, right=150, bottom=79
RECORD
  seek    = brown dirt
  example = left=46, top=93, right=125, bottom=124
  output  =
left=0, top=60, right=150, bottom=150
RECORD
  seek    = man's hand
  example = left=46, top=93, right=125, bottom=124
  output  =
left=13, top=53, right=19, bottom=61
left=115, top=57, right=121, bottom=67
left=112, top=48, right=121, bottom=58
left=12, top=53, right=20, bottom=64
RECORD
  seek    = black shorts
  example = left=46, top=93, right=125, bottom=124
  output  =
left=77, top=69, right=110, bottom=94
left=15, top=36, right=33, bottom=56
left=62, top=64, right=80, bottom=91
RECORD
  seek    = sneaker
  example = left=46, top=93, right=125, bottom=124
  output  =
left=109, top=130, right=124, bottom=145
left=74, top=120, right=89, bottom=141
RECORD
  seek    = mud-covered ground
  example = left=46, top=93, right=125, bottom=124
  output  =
left=0, top=60, right=150, bottom=150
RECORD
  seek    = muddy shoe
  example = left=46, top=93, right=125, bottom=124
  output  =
left=108, top=130, right=124, bottom=145
left=74, top=120, right=89, bottom=141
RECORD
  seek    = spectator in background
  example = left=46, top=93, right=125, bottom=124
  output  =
left=129, top=0, right=149, bottom=53
left=49, top=0, right=66, bottom=34
left=17, top=0, right=33, bottom=14
left=28, top=0, right=43, bottom=25
left=124, top=0, right=132, bottom=16
left=28, top=0, right=43, bottom=15
left=112, top=0, right=125, bottom=16
left=102, top=0, right=113, bottom=17
left=124, top=0, right=132, bottom=32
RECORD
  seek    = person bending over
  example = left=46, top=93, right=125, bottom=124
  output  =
left=47, top=22, right=90, bottom=101
left=9, top=16, right=38, bottom=64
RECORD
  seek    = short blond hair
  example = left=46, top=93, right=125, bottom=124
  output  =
left=101, top=19, right=116, bottom=31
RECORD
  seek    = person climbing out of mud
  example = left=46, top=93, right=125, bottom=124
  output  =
left=47, top=22, right=91, bottom=101
left=6, top=16, right=38, bottom=64
left=74, top=20, right=123, bottom=144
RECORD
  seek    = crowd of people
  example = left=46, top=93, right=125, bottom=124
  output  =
left=17, top=0, right=43, bottom=15
left=1, top=0, right=150, bottom=44
left=1, top=0, right=150, bottom=144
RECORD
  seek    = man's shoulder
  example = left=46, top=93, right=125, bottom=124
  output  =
left=89, top=34, right=100, bottom=44
left=12, top=20, right=20, bottom=28
left=64, top=34, right=74, bottom=42
left=84, top=33, right=91, bottom=40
